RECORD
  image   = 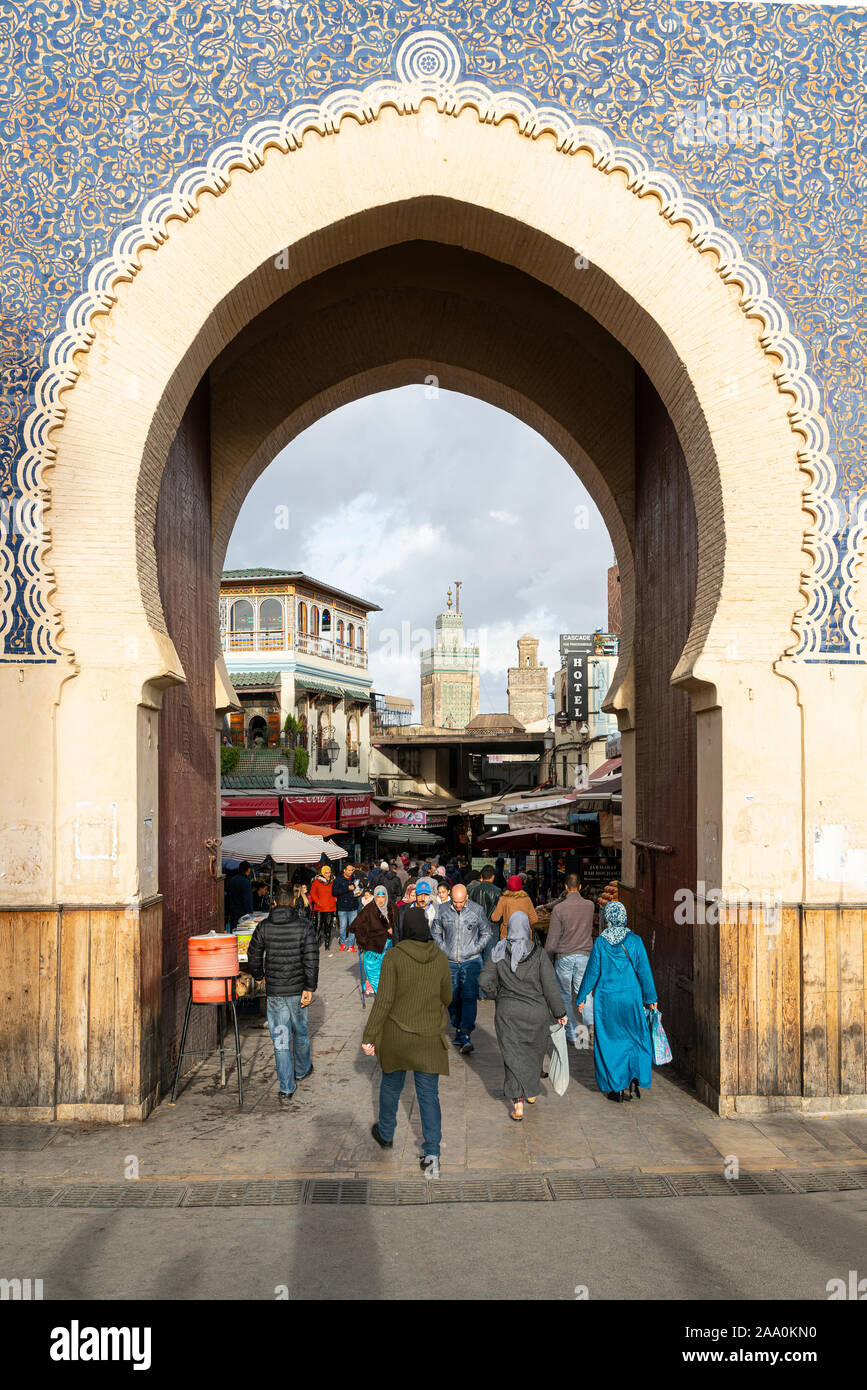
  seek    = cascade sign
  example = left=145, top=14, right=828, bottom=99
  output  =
left=559, top=633, right=595, bottom=662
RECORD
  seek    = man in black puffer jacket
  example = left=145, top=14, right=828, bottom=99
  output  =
left=247, top=883, right=319, bottom=1103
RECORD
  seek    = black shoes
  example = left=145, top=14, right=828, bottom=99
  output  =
left=606, top=1090, right=632, bottom=1103
left=296, top=1067, right=313, bottom=1083
left=371, top=1123, right=393, bottom=1149
left=629, top=1078, right=641, bottom=1100
left=278, top=1091, right=295, bottom=1104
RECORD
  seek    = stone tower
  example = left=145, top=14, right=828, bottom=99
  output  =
left=508, top=634, right=548, bottom=727
left=420, top=587, right=479, bottom=728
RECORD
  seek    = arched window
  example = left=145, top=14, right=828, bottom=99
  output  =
left=231, top=599, right=254, bottom=631
left=336, top=619, right=344, bottom=645
left=347, top=622, right=355, bottom=648
left=297, top=601, right=307, bottom=635
left=321, top=608, right=331, bottom=632
left=357, top=626, right=365, bottom=651
left=230, top=599, right=254, bottom=648
left=311, top=607, right=320, bottom=636
left=259, top=597, right=283, bottom=647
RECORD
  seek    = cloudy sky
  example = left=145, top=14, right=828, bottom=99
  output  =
left=224, top=387, right=615, bottom=713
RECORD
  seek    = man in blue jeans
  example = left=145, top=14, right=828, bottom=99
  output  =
left=333, top=860, right=364, bottom=951
left=544, top=872, right=595, bottom=1044
left=247, top=882, right=319, bottom=1101
left=432, top=883, right=493, bottom=1055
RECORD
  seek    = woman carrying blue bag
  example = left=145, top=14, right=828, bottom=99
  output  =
left=576, top=901, right=662, bottom=1103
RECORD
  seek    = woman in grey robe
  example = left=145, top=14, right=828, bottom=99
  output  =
left=479, top=912, right=567, bottom=1120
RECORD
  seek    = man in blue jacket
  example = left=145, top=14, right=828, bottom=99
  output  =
left=333, top=861, right=365, bottom=951
left=432, top=883, right=493, bottom=1055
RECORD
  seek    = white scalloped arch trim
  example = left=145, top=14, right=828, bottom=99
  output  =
left=11, top=72, right=860, bottom=663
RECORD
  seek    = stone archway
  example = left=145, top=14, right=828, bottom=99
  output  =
left=2, top=88, right=864, bottom=1123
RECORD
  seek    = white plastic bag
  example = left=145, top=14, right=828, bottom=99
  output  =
left=547, top=1022, right=570, bottom=1096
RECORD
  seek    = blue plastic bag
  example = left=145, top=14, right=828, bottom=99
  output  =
left=647, top=1008, right=672, bottom=1065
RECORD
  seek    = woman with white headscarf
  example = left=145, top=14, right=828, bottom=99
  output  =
left=479, top=911, right=566, bottom=1121
left=353, top=884, right=397, bottom=994
left=576, top=900, right=658, bottom=1102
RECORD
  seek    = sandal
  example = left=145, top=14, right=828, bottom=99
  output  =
left=510, top=1101, right=524, bottom=1121
left=526, top=1096, right=537, bottom=1104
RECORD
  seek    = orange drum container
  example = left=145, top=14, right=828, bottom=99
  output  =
left=188, top=933, right=239, bottom=1003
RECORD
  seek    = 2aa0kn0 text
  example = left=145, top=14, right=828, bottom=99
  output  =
left=685, top=1327, right=817, bottom=1340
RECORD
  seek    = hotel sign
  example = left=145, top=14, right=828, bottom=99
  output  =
left=560, top=633, right=594, bottom=724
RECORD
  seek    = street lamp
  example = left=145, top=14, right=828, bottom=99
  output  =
left=324, top=737, right=340, bottom=766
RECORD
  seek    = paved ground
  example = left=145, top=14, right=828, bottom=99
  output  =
left=1, top=1192, right=865, bottom=1301
left=2, top=949, right=866, bottom=1185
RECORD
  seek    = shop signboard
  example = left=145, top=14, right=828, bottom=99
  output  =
left=565, top=650, right=589, bottom=723
left=383, top=808, right=426, bottom=826
left=339, top=794, right=371, bottom=826
left=559, top=632, right=595, bottom=662
left=221, top=796, right=280, bottom=819
left=282, top=794, right=337, bottom=825
left=579, top=853, right=621, bottom=901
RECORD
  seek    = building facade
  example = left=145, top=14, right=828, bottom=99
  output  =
left=507, top=633, right=549, bottom=727
left=220, top=568, right=380, bottom=785
left=4, top=12, right=866, bottom=1122
left=553, top=632, right=620, bottom=785
left=419, top=590, right=479, bottom=730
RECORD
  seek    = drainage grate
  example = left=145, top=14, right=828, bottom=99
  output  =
left=367, top=1181, right=428, bottom=1206
left=1, top=1166, right=866, bottom=1208
left=182, top=1180, right=304, bottom=1207
left=783, top=1168, right=866, bottom=1194
left=309, top=1180, right=368, bottom=1205
left=52, top=1183, right=186, bottom=1208
left=549, top=1172, right=675, bottom=1200
left=0, top=1186, right=62, bottom=1206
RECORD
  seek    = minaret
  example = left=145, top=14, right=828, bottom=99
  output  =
left=420, top=585, right=479, bottom=728
left=508, top=633, right=548, bottom=727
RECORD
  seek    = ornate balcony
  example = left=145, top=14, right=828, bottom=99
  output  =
left=221, top=629, right=367, bottom=667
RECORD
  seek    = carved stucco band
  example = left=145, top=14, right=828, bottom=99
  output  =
left=13, top=68, right=859, bottom=664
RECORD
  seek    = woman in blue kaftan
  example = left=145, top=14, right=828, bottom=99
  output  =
left=576, top=901, right=658, bottom=1102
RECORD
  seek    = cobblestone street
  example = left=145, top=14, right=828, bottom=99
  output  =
left=4, top=950, right=866, bottom=1188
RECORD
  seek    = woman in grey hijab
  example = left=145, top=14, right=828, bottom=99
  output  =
left=479, top=911, right=567, bottom=1120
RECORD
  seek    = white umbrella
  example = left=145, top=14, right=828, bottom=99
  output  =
left=220, top=822, right=347, bottom=864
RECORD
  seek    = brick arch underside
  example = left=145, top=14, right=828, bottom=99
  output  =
left=155, top=238, right=698, bottom=1084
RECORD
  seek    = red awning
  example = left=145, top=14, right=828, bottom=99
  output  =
left=339, top=794, right=371, bottom=827
left=282, top=794, right=337, bottom=826
left=221, top=796, right=280, bottom=819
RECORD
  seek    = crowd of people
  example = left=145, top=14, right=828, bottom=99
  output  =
left=237, top=850, right=658, bottom=1181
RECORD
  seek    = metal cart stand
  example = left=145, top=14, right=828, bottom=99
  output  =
left=170, top=975, right=244, bottom=1107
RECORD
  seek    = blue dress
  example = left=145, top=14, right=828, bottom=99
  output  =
left=576, top=930, right=657, bottom=1093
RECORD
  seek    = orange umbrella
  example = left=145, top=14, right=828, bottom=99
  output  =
left=285, top=821, right=347, bottom=836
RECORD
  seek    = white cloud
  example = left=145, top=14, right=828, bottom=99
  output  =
left=225, top=387, right=615, bottom=711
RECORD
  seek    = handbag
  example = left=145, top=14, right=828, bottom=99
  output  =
left=546, top=1022, right=570, bottom=1096
left=647, top=1007, right=673, bottom=1065
left=619, top=942, right=672, bottom=1066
